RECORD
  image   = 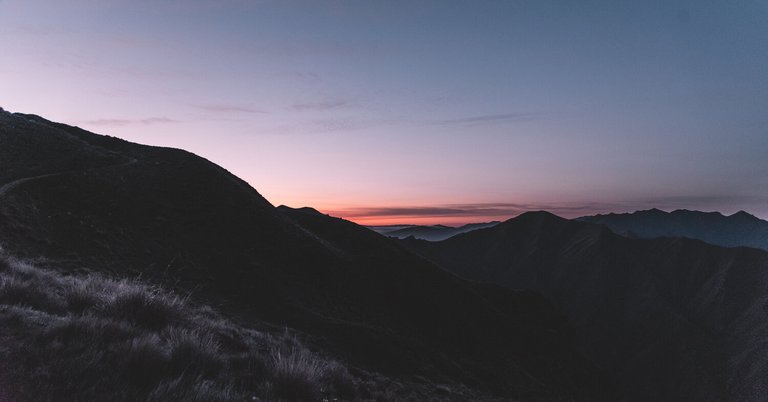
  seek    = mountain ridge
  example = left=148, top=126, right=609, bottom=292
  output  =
left=578, top=208, right=768, bottom=251
left=400, top=211, right=768, bottom=401
left=0, top=110, right=613, bottom=400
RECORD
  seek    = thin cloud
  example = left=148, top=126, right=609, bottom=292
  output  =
left=635, top=195, right=763, bottom=206
left=289, top=100, right=349, bottom=112
left=434, top=112, right=539, bottom=126
left=273, top=117, right=396, bottom=135
left=139, top=117, right=178, bottom=125
left=195, top=104, right=268, bottom=114
left=284, top=71, right=323, bottom=84
left=310, top=119, right=360, bottom=132
left=80, top=117, right=179, bottom=127
left=81, top=119, right=132, bottom=127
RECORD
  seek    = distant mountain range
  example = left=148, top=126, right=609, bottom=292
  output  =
left=578, top=208, right=768, bottom=251
left=368, top=221, right=500, bottom=241
left=400, top=212, right=768, bottom=401
left=0, top=110, right=611, bottom=401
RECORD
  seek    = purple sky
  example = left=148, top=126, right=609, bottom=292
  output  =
left=2, top=0, right=767, bottom=224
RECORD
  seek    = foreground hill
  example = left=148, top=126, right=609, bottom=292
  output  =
left=0, top=109, right=612, bottom=401
left=369, top=222, right=500, bottom=241
left=579, top=208, right=768, bottom=251
left=0, top=254, right=397, bottom=401
left=401, top=212, right=768, bottom=401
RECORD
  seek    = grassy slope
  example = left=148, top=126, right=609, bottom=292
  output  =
left=0, top=254, right=495, bottom=402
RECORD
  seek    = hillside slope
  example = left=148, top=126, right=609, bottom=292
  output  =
left=401, top=212, right=768, bottom=401
left=0, top=110, right=613, bottom=400
left=0, top=254, right=402, bottom=401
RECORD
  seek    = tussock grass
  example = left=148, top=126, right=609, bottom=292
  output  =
left=266, top=339, right=361, bottom=401
left=0, top=255, right=395, bottom=401
left=268, top=340, right=330, bottom=400
left=104, top=283, right=185, bottom=330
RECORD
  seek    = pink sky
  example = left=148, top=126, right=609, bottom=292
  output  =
left=2, top=1, right=767, bottom=225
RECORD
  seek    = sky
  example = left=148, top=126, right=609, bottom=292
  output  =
left=1, top=0, right=767, bottom=225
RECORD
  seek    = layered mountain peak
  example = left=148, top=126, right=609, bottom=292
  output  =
left=731, top=210, right=758, bottom=220
left=670, top=208, right=724, bottom=217
left=492, top=210, right=588, bottom=238
left=510, top=210, right=564, bottom=223
left=579, top=208, right=768, bottom=250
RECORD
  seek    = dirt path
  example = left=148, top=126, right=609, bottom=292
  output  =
left=0, top=173, right=62, bottom=197
left=0, top=158, right=138, bottom=198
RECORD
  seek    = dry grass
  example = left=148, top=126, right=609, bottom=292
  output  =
left=0, top=255, right=383, bottom=401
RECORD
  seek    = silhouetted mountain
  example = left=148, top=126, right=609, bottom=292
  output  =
left=579, top=208, right=768, bottom=251
left=0, top=110, right=613, bottom=401
left=369, top=221, right=501, bottom=241
left=400, top=211, right=768, bottom=401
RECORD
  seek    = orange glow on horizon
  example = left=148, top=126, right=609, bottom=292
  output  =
left=286, top=199, right=603, bottom=226
left=318, top=209, right=516, bottom=227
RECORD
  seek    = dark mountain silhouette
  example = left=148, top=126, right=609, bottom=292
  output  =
left=579, top=208, right=768, bottom=251
left=0, top=109, right=613, bottom=401
left=400, top=211, right=768, bottom=401
left=369, top=221, right=500, bottom=241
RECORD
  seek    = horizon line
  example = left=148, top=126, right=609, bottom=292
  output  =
left=312, top=205, right=767, bottom=227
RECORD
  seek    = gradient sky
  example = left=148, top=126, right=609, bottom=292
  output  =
left=2, top=0, right=767, bottom=225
